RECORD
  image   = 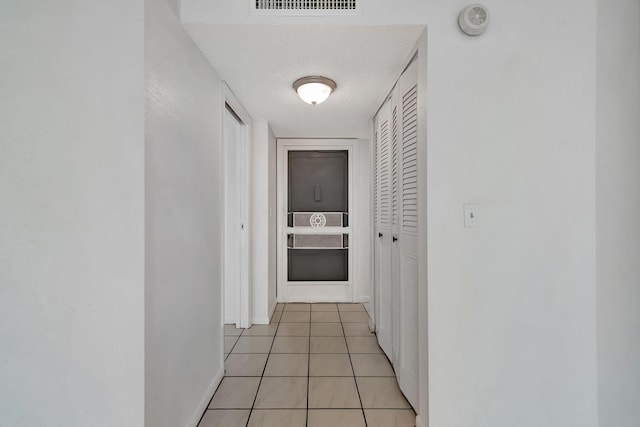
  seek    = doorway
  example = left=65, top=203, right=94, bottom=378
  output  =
left=277, top=139, right=356, bottom=302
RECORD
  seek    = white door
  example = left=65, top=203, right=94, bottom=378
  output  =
left=374, top=100, right=393, bottom=358
left=277, top=140, right=355, bottom=302
left=390, top=90, right=402, bottom=368
left=223, top=107, right=249, bottom=327
left=373, top=59, right=420, bottom=409
left=395, top=59, right=420, bottom=408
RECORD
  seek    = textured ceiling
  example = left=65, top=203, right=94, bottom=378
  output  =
left=184, top=25, right=424, bottom=138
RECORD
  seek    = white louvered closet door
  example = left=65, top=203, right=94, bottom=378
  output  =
left=390, top=93, right=402, bottom=369
left=374, top=99, right=393, bottom=358
left=395, top=59, right=419, bottom=409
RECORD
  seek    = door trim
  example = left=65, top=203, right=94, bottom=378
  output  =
left=276, top=138, right=357, bottom=302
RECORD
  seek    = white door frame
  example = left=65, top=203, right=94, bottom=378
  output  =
left=276, top=138, right=357, bottom=303
left=222, top=83, right=252, bottom=329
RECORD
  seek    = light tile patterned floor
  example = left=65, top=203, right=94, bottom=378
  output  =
left=199, top=303, right=415, bottom=427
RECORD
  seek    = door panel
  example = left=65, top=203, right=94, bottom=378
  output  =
left=223, top=108, right=245, bottom=326
left=288, top=151, right=348, bottom=213
left=287, top=151, right=349, bottom=283
left=397, top=60, right=419, bottom=409
left=391, top=97, right=401, bottom=367
left=375, top=100, right=393, bottom=358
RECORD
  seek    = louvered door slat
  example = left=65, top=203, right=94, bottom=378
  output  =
left=373, top=130, right=379, bottom=225
left=401, top=84, right=418, bottom=232
left=391, top=105, right=399, bottom=228
left=379, top=119, right=391, bottom=228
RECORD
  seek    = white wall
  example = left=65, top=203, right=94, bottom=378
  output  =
left=145, top=0, right=225, bottom=426
left=425, top=1, right=598, bottom=426
left=0, top=1, right=145, bottom=426
left=596, top=1, right=640, bottom=426
left=165, top=0, right=182, bottom=18
left=355, top=139, right=372, bottom=302
left=251, top=121, right=278, bottom=323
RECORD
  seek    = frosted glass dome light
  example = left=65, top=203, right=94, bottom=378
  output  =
left=293, top=76, right=337, bottom=106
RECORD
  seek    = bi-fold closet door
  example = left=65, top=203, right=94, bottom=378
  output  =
left=373, top=59, right=419, bottom=409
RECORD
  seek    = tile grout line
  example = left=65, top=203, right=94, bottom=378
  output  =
left=197, top=327, right=244, bottom=426
left=338, top=305, right=369, bottom=427
left=244, top=309, right=282, bottom=427
left=207, top=305, right=388, bottom=426
left=306, top=305, right=311, bottom=427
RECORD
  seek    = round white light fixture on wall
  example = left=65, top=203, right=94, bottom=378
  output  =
left=293, top=76, right=337, bottom=105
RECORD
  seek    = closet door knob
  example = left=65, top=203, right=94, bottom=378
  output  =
left=392, top=236, right=398, bottom=242
left=378, top=232, right=383, bottom=238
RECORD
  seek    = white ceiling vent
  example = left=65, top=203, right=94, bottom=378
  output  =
left=251, top=0, right=361, bottom=16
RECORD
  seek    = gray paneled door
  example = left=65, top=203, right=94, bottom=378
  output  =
left=287, top=150, right=349, bottom=283
left=277, top=140, right=355, bottom=303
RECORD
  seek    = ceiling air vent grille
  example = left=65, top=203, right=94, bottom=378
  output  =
left=251, top=0, right=360, bottom=16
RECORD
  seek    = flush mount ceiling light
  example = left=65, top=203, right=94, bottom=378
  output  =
left=293, top=76, right=337, bottom=105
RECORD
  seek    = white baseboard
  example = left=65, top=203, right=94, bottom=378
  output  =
left=415, top=414, right=426, bottom=427
left=278, top=297, right=372, bottom=303
left=269, top=299, right=277, bottom=317
left=185, top=365, right=224, bottom=427
left=252, top=316, right=270, bottom=325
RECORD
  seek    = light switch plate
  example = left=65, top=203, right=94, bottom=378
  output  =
left=464, top=203, right=479, bottom=227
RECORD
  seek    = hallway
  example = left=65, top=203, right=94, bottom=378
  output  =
left=199, top=303, right=415, bottom=427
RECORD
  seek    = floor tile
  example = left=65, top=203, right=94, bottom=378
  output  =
left=271, top=311, right=282, bottom=322
left=308, top=409, right=366, bottom=427
left=337, top=303, right=366, bottom=312
left=340, top=311, right=370, bottom=322
left=310, top=322, right=344, bottom=337
left=275, top=303, right=284, bottom=312
left=224, top=353, right=268, bottom=376
left=254, top=377, right=308, bottom=408
left=208, top=377, right=261, bottom=409
left=264, top=354, right=309, bottom=376
left=276, top=322, right=310, bottom=336
left=199, top=409, right=250, bottom=427
left=224, top=336, right=239, bottom=353
left=350, top=354, right=395, bottom=377
left=231, top=336, right=274, bottom=353
left=309, top=353, right=353, bottom=376
left=224, top=324, right=243, bottom=336
left=308, top=377, right=361, bottom=408
left=280, top=311, right=311, bottom=322
left=311, top=303, right=338, bottom=311
left=311, top=311, right=341, bottom=322
left=242, top=323, right=278, bottom=336
left=284, top=303, right=311, bottom=312
left=342, top=322, right=373, bottom=336
left=247, top=409, right=307, bottom=427
left=356, top=377, right=412, bottom=409
left=310, top=336, right=348, bottom=353
left=271, top=336, right=310, bottom=353
left=346, top=336, right=383, bottom=354
left=364, top=409, right=416, bottom=427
